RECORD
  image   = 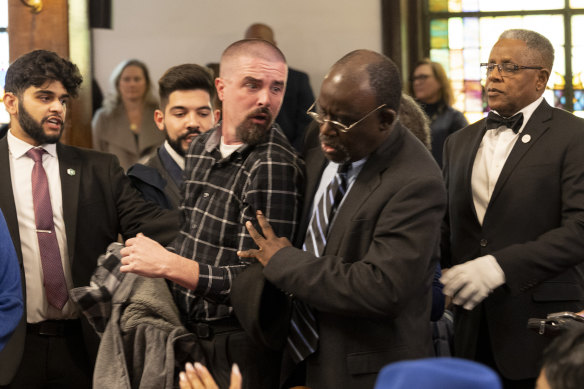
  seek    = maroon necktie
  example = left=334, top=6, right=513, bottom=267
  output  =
left=26, top=148, right=69, bottom=310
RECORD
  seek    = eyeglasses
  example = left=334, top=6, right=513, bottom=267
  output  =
left=480, top=62, right=543, bottom=76
left=411, top=74, right=432, bottom=82
left=306, top=101, right=387, bottom=133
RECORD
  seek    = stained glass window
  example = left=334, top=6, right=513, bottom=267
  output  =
left=0, top=0, right=8, bottom=124
left=427, top=2, right=584, bottom=120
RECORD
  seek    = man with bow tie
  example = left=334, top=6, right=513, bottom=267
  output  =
left=441, top=29, right=584, bottom=388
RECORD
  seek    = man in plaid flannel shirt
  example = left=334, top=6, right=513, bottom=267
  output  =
left=119, top=39, right=304, bottom=389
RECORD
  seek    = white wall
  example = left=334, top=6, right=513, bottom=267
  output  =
left=92, top=0, right=382, bottom=100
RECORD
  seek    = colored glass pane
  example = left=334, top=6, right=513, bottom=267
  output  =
left=463, top=17, right=480, bottom=50
left=430, top=49, right=450, bottom=74
left=429, top=0, right=448, bottom=12
left=431, top=19, right=449, bottom=49
left=464, top=80, right=484, bottom=116
left=448, top=18, right=464, bottom=50
left=449, top=49, right=464, bottom=82
left=477, top=0, right=563, bottom=11
left=461, top=0, right=479, bottom=12
left=463, top=48, right=481, bottom=80
left=448, top=0, right=462, bottom=12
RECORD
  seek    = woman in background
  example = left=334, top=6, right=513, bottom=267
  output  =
left=92, top=59, right=164, bottom=170
left=409, top=59, right=468, bottom=167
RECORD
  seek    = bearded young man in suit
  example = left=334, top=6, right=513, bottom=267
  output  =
left=0, top=50, right=178, bottom=388
left=238, top=49, right=447, bottom=389
left=440, top=29, right=584, bottom=389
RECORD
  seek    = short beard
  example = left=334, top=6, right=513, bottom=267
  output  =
left=235, top=107, right=272, bottom=146
left=18, top=101, right=63, bottom=144
left=165, top=125, right=202, bottom=157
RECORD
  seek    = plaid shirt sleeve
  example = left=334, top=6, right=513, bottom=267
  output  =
left=193, top=143, right=304, bottom=304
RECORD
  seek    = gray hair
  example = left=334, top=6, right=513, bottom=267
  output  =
left=398, top=93, right=431, bottom=150
left=499, top=29, right=554, bottom=70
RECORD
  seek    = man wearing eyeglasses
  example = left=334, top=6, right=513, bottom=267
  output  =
left=440, top=29, right=584, bottom=388
left=237, top=49, right=446, bottom=389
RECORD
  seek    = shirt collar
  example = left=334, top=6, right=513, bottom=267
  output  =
left=7, top=129, right=58, bottom=159
left=163, top=140, right=185, bottom=170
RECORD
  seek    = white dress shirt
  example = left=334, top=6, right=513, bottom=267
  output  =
left=8, top=130, right=77, bottom=322
left=471, top=96, right=544, bottom=225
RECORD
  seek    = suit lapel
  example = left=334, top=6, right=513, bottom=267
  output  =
left=57, top=143, right=81, bottom=263
left=0, top=137, right=23, bottom=262
left=489, top=100, right=552, bottom=206
left=323, top=124, right=402, bottom=255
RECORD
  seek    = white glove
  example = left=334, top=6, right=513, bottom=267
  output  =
left=440, top=255, right=505, bottom=310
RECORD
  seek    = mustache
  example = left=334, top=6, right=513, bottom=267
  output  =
left=319, top=133, right=341, bottom=148
left=246, top=107, right=272, bottom=121
left=177, top=127, right=202, bottom=141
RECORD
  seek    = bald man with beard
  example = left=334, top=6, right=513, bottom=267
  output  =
left=119, top=39, right=304, bottom=389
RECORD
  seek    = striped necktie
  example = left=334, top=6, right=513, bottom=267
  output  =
left=287, top=163, right=349, bottom=363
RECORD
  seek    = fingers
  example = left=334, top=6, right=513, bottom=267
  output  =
left=440, top=266, right=467, bottom=297
left=179, top=372, right=193, bottom=389
left=237, top=249, right=260, bottom=258
left=194, top=362, right=219, bottom=389
left=179, top=362, right=221, bottom=389
left=245, top=221, right=264, bottom=245
left=229, top=364, right=242, bottom=389
left=181, top=363, right=204, bottom=389
left=255, top=210, right=275, bottom=238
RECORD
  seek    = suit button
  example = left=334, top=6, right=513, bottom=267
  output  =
left=480, top=239, right=488, bottom=247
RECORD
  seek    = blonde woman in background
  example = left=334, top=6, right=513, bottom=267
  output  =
left=409, top=59, right=468, bottom=167
left=92, top=59, right=164, bottom=170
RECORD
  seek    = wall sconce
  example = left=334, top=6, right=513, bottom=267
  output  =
left=21, top=0, right=43, bottom=13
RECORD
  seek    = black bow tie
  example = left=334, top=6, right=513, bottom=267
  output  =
left=486, top=111, right=524, bottom=133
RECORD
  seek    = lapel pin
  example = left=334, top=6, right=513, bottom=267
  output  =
left=67, top=168, right=76, bottom=176
left=521, top=134, right=531, bottom=144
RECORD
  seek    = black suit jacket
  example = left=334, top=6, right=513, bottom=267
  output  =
left=264, top=123, right=446, bottom=388
left=442, top=99, right=584, bottom=380
left=0, top=137, right=179, bottom=384
left=276, top=67, right=314, bottom=152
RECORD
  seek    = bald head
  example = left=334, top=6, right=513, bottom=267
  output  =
left=244, top=23, right=276, bottom=45
left=220, top=39, right=286, bottom=79
left=328, top=49, right=402, bottom=112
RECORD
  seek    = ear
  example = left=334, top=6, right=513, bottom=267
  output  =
left=379, top=108, right=397, bottom=132
left=153, top=109, right=165, bottom=131
left=215, top=78, right=226, bottom=102
left=3, top=92, right=18, bottom=115
left=213, top=109, right=221, bottom=123
left=536, top=68, right=550, bottom=92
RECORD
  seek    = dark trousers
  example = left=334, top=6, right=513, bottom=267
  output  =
left=1, top=320, right=91, bottom=389
left=192, top=319, right=282, bottom=389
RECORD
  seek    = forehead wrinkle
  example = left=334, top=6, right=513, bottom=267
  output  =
left=223, top=55, right=287, bottom=82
